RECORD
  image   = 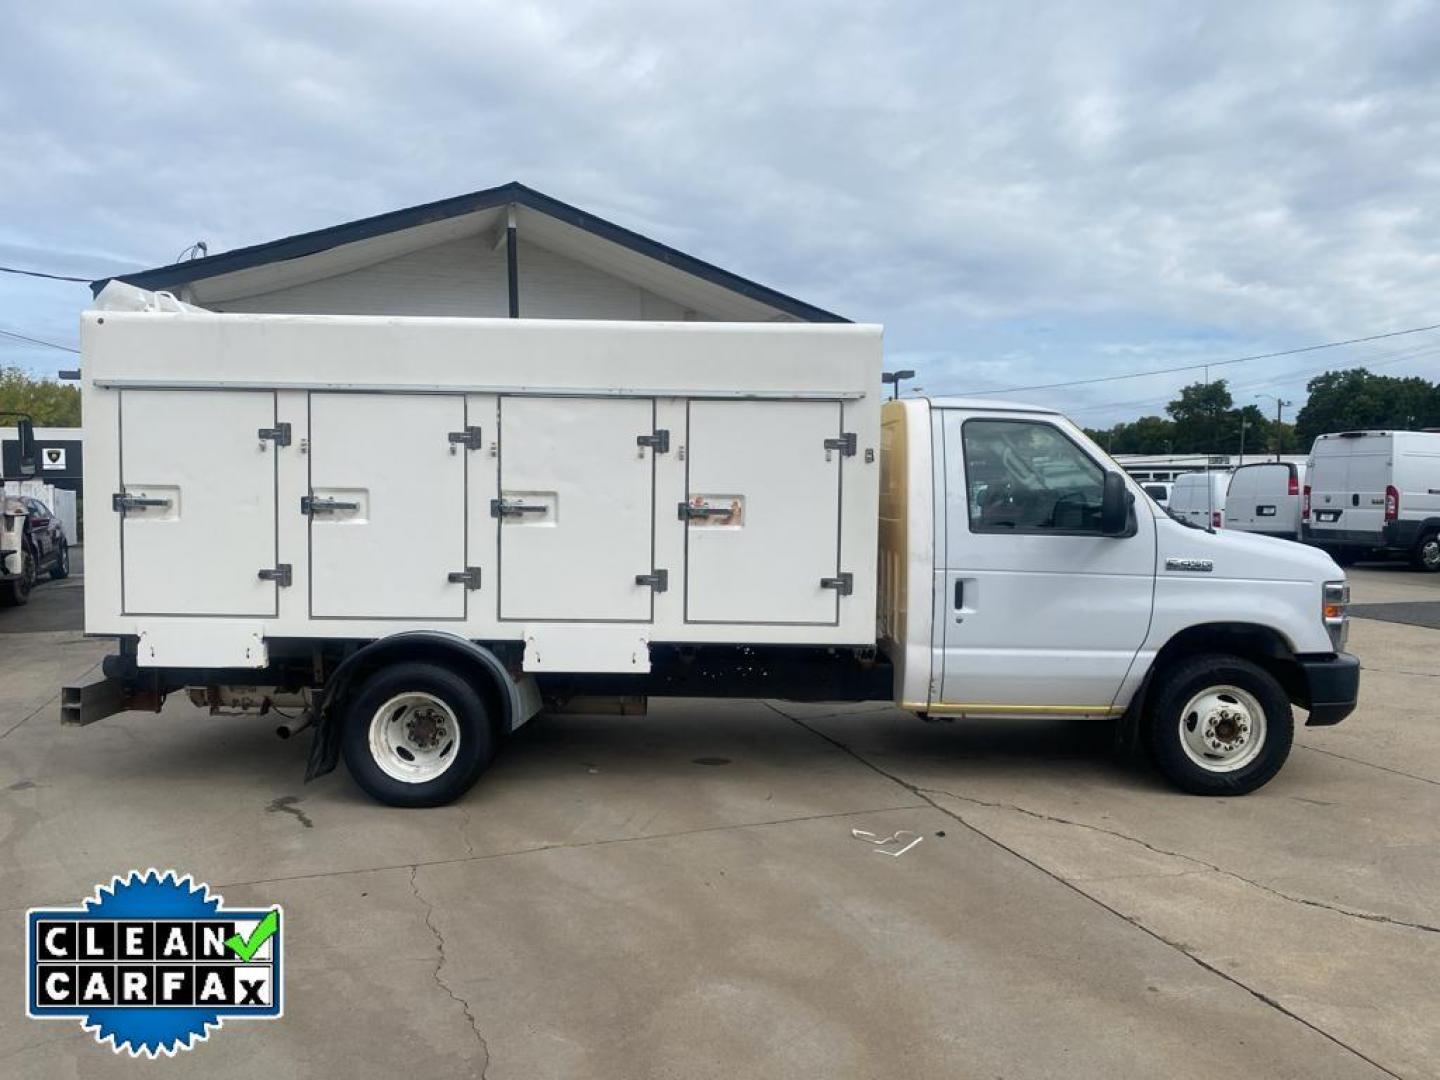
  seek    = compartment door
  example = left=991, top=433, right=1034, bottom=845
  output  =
left=684, top=400, right=843, bottom=625
left=498, top=396, right=655, bottom=622
left=308, top=393, right=467, bottom=619
left=120, top=390, right=278, bottom=616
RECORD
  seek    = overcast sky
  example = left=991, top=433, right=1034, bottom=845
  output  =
left=4, top=0, right=1440, bottom=424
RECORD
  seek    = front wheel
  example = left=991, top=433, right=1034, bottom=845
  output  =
left=341, top=662, right=496, bottom=807
left=1143, top=654, right=1294, bottom=795
left=50, top=540, right=69, bottom=580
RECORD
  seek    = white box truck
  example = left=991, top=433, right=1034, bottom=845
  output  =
left=66, top=287, right=1359, bottom=803
left=1302, top=430, right=1440, bottom=570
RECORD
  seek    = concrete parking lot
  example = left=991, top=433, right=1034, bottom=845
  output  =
left=0, top=555, right=1436, bottom=1078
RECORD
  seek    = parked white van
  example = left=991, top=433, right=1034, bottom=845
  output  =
left=1226, top=462, right=1307, bottom=540
left=1140, top=481, right=1172, bottom=508
left=1167, top=471, right=1230, bottom=529
left=1302, top=431, right=1440, bottom=570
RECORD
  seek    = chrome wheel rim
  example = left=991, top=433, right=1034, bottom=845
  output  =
left=59, top=546, right=68, bottom=574
left=1178, top=685, right=1267, bottom=773
left=1422, top=538, right=1440, bottom=570
left=368, top=692, right=460, bottom=784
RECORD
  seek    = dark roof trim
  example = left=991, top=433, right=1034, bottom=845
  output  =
left=95, top=181, right=847, bottom=323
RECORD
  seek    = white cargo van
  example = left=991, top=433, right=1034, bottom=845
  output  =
left=66, top=286, right=1359, bottom=803
left=1302, top=431, right=1440, bottom=570
left=1167, top=471, right=1229, bottom=529
left=1226, top=462, right=1306, bottom=540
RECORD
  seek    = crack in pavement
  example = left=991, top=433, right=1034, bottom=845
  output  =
left=1299, top=744, right=1440, bottom=788
left=764, top=702, right=1405, bottom=1080
left=410, top=865, right=491, bottom=1078
left=917, top=785, right=1440, bottom=935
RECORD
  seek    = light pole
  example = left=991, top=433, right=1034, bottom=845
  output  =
left=882, top=369, right=916, bottom=400
left=1238, top=416, right=1249, bottom=467
left=1255, top=394, right=1292, bottom=461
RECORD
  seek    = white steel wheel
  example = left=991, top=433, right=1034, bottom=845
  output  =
left=367, top=692, right=462, bottom=784
left=1177, top=685, right=1267, bottom=773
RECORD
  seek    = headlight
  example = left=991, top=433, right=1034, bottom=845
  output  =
left=1322, top=580, right=1349, bottom=651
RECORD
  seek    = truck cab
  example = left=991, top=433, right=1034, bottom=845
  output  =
left=879, top=398, right=1358, bottom=794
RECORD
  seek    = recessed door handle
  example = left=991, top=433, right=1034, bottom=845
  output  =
left=954, top=580, right=964, bottom=608
left=301, top=496, right=359, bottom=515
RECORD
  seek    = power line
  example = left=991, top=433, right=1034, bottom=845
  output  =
left=0, top=328, right=80, bottom=354
left=1065, top=339, right=1440, bottom=417
left=953, top=321, right=1440, bottom=397
left=0, top=265, right=93, bottom=284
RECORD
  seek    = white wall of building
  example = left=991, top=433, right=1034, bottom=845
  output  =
left=209, top=235, right=712, bottom=321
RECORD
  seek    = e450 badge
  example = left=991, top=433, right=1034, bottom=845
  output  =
left=26, top=869, right=283, bottom=1057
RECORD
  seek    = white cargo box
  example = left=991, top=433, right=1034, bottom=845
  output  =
left=81, top=303, right=882, bottom=671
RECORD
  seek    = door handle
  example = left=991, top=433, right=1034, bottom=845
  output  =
left=301, top=496, right=360, bottom=515
left=954, top=579, right=964, bottom=608
left=491, top=499, right=548, bottom=518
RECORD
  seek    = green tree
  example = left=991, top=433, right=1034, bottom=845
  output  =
left=1294, top=369, right=1440, bottom=444
left=1166, top=380, right=1233, bottom=452
left=0, top=367, right=80, bottom=426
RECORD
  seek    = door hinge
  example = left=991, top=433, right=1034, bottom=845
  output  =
left=824, top=432, right=858, bottom=457
left=447, top=567, right=483, bottom=590
left=301, top=495, right=360, bottom=515
left=112, top=493, right=172, bottom=514
left=258, top=422, right=292, bottom=447
left=448, top=426, right=483, bottom=452
left=258, top=564, right=292, bottom=587
left=637, top=429, right=670, bottom=453
left=635, top=569, right=669, bottom=592
left=820, top=572, right=854, bottom=596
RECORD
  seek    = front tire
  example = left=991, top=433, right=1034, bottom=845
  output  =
left=1144, top=654, right=1294, bottom=795
left=50, top=540, right=69, bottom=580
left=341, top=662, right=496, bottom=807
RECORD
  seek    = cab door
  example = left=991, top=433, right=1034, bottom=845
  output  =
left=936, top=411, right=1155, bottom=711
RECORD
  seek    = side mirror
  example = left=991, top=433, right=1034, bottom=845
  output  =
left=15, top=419, right=36, bottom=478
left=1101, top=471, right=1132, bottom=535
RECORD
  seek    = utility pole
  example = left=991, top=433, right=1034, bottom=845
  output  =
left=1256, top=394, right=1292, bottom=461
left=1238, top=416, right=1248, bottom=467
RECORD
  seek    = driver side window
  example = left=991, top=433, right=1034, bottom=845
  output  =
left=962, top=418, right=1106, bottom=534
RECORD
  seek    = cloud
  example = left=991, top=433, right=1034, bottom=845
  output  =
left=2, top=0, right=1439, bottom=420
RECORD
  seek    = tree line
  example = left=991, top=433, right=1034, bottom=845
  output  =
left=1083, top=368, right=1440, bottom=457
left=0, top=366, right=81, bottom=426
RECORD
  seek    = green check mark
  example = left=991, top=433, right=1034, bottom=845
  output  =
left=225, top=910, right=279, bottom=961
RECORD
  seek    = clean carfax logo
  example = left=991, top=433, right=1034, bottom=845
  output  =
left=26, top=869, right=283, bottom=1057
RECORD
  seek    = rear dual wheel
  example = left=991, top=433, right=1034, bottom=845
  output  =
left=341, top=662, right=497, bottom=807
left=1412, top=530, right=1440, bottom=573
left=1144, top=654, right=1294, bottom=795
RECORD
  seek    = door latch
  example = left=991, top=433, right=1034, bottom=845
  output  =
left=258, top=564, right=292, bottom=587
left=636, top=430, right=670, bottom=453
left=448, top=426, right=483, bottom=452
left=112, top=493, right=172, bottom=514
left=823, top=432, right=857, bottom=458
left=448, top=567, right=482, bottom=590
left=635, top=569, right=669, bottom=592
left=258, top=423, right=292, bottom=447
left=678, top=503, right=734, bottom=520
left=301, top=495, right=360, bottom=515
left=820, top=572, right=854, bottom=596
left=491, top=499, right=548, bottom=518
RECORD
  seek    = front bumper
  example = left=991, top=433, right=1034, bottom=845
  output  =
left=1298, top=652, right=1360, bottom=726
